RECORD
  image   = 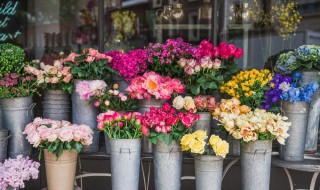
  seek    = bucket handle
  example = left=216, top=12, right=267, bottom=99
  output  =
left=27, top=103, right=36, bottom=117
left=0, top=134, right=12, bottom=147
left=254, top=149, right=268, bottom=161
left=169, top=147, right=181, bottom=158
left=120, top=148, right=131, bottom=160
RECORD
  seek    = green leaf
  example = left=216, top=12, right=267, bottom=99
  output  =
left=164, top=134, right=173, bottom=145
left=66, top=142, right=72, bottom=151
left=196, top=77, right=207, bottom=84
left=150, top=136, right=158, bottom=144
left=190, top=85, right=200, bottom=95
left=202, top=82, right=217, bottom=90
left=56, top=142, right=64, bottom=159
left=71, top=67, right=81, bottom=74
left=150, top=131, right=158, bottom=137
left=157, top=133, right=165, bottom=142
left=74, top=142, right=83, bottom=153
left=48, top=141, right=59, bottom=152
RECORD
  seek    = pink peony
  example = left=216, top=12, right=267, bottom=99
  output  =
left=58, top=128, right=74, bottom=142
left=86, top=56, right=95, bottom=63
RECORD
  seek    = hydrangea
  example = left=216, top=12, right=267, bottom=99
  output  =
left=275, top=51, right=298, bottom=74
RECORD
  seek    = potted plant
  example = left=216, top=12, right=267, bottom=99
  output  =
left=214, top=100, right=291, bottom=190
left=0, top=44, right=38, bottom=158
left=25, top=59, right=73, bottom=121
left=0, top=155, right=40, bottom=190
left=140, top=103, right=199, bottom=190
left=63, top=49, right=115, bottom=153
left=24, top=118, right=93, bottom=190
left=96, top=111, right=142, bottom=190
left=275, top=45, right=320, bottom=153
left=180, top=130, right=229, bottom=190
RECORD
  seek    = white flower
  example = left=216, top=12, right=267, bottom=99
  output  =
left=279, top=82, right=290, bottom=92
left=173, top=96, right=184, bottom=110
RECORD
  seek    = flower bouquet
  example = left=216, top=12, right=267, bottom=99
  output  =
left=63, top=48, right=115, bottom=81
left=173, top=95, right=217, bottom=112
left=178, top=40, right=243, bottom=95
left=220, top=69, right=273, bottom=108
left=0, top=155, right=40, bottom=190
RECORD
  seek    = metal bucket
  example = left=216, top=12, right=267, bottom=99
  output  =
left=279, top=101, right=309, bottom=161
left=72, top=80, right=100, bottom=153
left=154, top=140, right=182, bottom=190
left=193, top=112, right=211, bottom=137
left=0, top=100, right=3, bottom=129
left=104, top=133, right=111, bottom=155
left=112, top=75, right=130, bottom=93
left=300, top=71, right=320, bottom=153
left=1, top=96, right=34, bottom=158
left=227, top=135, right=241, bottom=156
left=241, top=140, right=272, bottom=190
left=110, top=138, right=141, bottom=190
left=195, top=155, right=223, bottom=190
left=43, top=90, right=71, bottom=121
left=0, top=128, right=8, bottom=162
left=138, top=98, right=164, bottom=155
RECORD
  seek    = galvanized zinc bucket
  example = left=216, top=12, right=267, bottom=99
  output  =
left=227, top=136, right=241, bottom=156
left=104, top=133, right=111, bottom=154
left=154, top=140, right=182, bottom=190
left=110, top=138, right=141, bottom=190
left=112, top=75, right=130, bottom=93
left=241, top=140, right=272, bottom=190
left=43, top=90, right=71, bottom=121
left=72, top=80, right=100, bottom=153
left=193, top=112, right=211, bottom=138
left=301, top=71, right=320, bottom=153
left=194, top=155, right=223, bottom=190
left=0, top=128, right=9, bottom=162
left=279, top=101, right=309, bottom=161
left=138, top=98, right=164, bottom=155
left=0, top=100, right=3, bottom=129
left=1, top=96, right=34, bottom=158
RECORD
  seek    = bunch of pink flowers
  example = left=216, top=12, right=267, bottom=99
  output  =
left=178, top=56, right=222, bottom=75
left=24, top=60, right=72, bottom=85
left=196, top=40, right=243, bottom=60
left=126, top=71, right=185, bottom=100
left=24, top=118, right=93, bottom=148
left=140, top=103, right=200, bottom=140
left=0, top=155, right=40, bottom=190
left=64, top=48, right=112, bottom=63
left=76, top=80, right=107, bottom=100
left=105, top=49, right=148, bottom=80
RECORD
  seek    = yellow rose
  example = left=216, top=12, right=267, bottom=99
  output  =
left=181, top=145, right=190, bottom=151
left=184, top=96, right=196, bottom=111
left=190, top=140, right=205, bottom=154
left=209, top=135, right=221, bottom=147
left=240, top=105, right=251, bottom=114
left=213, top=140, right=229, bottom=158
left=173, top=95, right=185, bottom=110
left=180, top=134, right=194, bottom=148
left=193, top=130, right=208, bottom=141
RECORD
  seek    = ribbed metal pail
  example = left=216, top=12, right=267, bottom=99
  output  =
left=72, top=80, right=100, bottom=153
left=195, top=155, right=223, bottom=190
left=227, top=135, right=241, bottom=156
left=0, top=100, right=3, bottom=129
left=138, top=98, right=164, bottom=155
left=0, top=128, right=8, bottom=162
left=154, top=140, right=182, bottom=190
left=241, top=140, right=272, bottom=190
left=43, top=90, right=71, bottom=121
left=1, top=96, right=34, bottom=158
left=110, top=138, right=141, bottom=190
left=279, top=101, right=309, bottom=161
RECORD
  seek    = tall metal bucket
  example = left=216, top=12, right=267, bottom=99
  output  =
left=241, top=140, right=272, bottom=190
left=227, top=135, right=241, bottom=156
left=0, top=100, right=3, bottom=129
left=112, top=75, right=130, bottom=93
left=0, top=128, right=9, bottom=162
left=154, top=140, right=182, bottom=190
left=195, top=155, right=223, bottom=190
left=72, top=80, right=100, bottom=153
left=104, top=133, right=111, bottom=155
left=193, top=112, right=211, bottom=138
left=43, top=90, right=71, bottom=121
left=110, top=138, right=141, bottom=190
left=138, top=98, right=164, bottom=155
left=279, top=101, right=309, bottom=161
left=1, top=96, right=34, bottom=158
left=301, top=71, right=320, bottom=153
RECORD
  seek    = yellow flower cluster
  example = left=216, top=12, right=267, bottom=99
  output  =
left=111, top=11, right=136, bottom=41
left=180, top=130, right=229, bottom=158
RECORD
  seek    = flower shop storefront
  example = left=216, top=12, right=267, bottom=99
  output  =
left=1, top=0, right=320, bottom=190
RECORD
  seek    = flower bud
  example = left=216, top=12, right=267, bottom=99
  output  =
left=113, top=83, right=119, bottom=90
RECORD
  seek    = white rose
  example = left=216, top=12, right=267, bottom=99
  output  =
left=173, top=96, right=185, bottom=110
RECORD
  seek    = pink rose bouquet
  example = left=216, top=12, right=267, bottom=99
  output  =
left=76, top=80, right=107, bottom=100
left=63, top=48, right=116, bottom=81
left=0, top=155, right=40, bottom=190
left=179, top=40, right=243, bottom=95
left=24, top=118, right=94, bottom=159
left=126, top=71, right=185, bottom=100
left=24, top=59, right=73, bottom=93
left=172, top=95, right=217, bottom=112
left=97, top=110, right=142, bottom=139
left=105, top=49, right=148, bottom=80
left=140, top=103, right=200, bottom=145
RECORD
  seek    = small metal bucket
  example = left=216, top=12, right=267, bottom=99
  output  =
left=112, top=75, right=130, bottom=93
left=72, top=80, right=100, bottom=153
left=1, top=96, right=34, bottom=158
left=154, top=140, right=182, bottom=190
left=138, top=99, right=164, bottom=155
left=110, top=138, right=141, bottom=190
left=300, top=71, right=320, bottom=153
left=195, top=155, right=223, bottom=190
left=241, top=140, right=272, bottom=190
left=227, top=135, right=241, bottom=156
left=279, top=101, right=309, bottom=161
left=43, top=90, right=71, bottom=121
left=0, top=128, right=9, bottom=162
